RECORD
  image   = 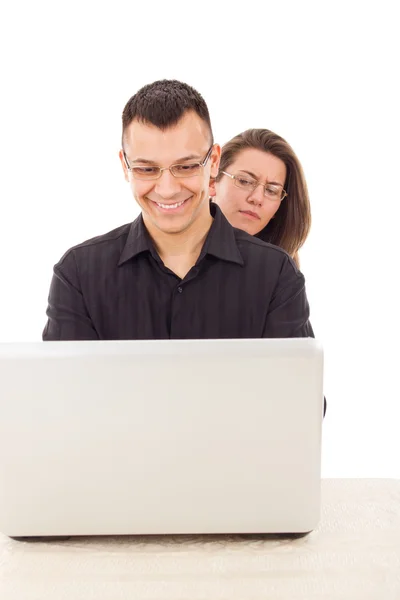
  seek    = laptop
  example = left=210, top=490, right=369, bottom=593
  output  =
left=0, top=338, right=323, bottom=538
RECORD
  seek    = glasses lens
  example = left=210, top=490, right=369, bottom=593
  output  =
left=171, top=163, right=202, bottom=177
left=131, top=166, right=161, bottom=180
left=235, top=176, right=257, bottom=191
left=264, top=185, right=283, bottom=200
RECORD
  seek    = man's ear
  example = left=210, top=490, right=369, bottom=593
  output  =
left=119, top=149, right=130, bottom=183
left=210, top=144, right=221, bottom=178
left=209, top=176, right=217, bottom=197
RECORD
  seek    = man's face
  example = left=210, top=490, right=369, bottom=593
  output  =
left=120, top=111, right=220, bottom=235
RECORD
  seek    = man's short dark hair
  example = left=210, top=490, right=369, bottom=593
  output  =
left=122, top=79, right=214, bottom=146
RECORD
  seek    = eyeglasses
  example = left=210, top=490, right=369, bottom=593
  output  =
left=221, top=171, right=287, bottom=202
left=123, top=145, right=214, bottom=180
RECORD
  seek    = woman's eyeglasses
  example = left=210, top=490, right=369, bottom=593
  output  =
left=221, top=171, right=287, bottom=201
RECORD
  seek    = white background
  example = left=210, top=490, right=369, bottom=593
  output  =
left=0, top=1, right=399, bottom=477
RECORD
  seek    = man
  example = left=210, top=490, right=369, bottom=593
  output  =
left=42, top=79, right=314, bottom=342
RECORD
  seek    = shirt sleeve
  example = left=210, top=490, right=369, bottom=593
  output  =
left=262, top=255, right=327, bottom=418
left=42, top=250, right=99, bottom=341
left=262, top=255, right=313, bottom=338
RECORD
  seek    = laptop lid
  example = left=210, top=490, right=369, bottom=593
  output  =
left=0, top=338, right=323, bottom=536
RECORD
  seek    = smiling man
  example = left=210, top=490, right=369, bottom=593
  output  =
left=42, top=80, right=314, bottom=342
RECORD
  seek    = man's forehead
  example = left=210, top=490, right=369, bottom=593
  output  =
left=124, top=112, right=210, bottom=158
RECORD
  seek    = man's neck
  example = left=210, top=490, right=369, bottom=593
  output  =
left=144, top=208, right=213, bottom=279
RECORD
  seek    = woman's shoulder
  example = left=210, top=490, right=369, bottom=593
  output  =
left=233, top=227, right=300, bottom=274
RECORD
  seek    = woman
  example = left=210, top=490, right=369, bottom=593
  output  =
left=211, top=129, right=311, bottom=267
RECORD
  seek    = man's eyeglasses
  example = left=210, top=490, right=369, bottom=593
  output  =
left=123, top=145, right=214, bottom=180
left=221, top=171, right=287, bottom=202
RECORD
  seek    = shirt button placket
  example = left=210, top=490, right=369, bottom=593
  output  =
left=170, top=285, right=184, bottom=338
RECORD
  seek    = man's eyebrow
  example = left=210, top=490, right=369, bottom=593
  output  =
left=130, top=158, right=158, bottom=165
left=239, top=170, right=283, bottom=186
left=130, top=153, right=202, bottom=165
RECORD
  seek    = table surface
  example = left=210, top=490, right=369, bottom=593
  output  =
left=1, top=478, right=399, bottom=600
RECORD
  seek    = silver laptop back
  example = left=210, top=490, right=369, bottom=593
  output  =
left=0, top=338, right=323, bottom=536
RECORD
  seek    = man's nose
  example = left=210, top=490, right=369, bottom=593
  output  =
left=154, top=169, right=182, bottom=198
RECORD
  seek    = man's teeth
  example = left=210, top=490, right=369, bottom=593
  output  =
left=156, top=199, right=186, bottom=210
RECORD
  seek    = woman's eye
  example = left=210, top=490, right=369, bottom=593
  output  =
left=238, top=178, right=254, bottom=187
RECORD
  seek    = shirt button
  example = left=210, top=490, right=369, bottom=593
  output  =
left=177, top=286, right=183, bottom=293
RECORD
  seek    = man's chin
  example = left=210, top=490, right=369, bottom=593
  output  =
left=153, top=217, right=194, bottom=235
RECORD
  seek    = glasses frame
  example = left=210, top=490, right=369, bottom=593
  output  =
left=221, top=170, right=288, bottom=201
left=123, top=145, right=214, bottom=180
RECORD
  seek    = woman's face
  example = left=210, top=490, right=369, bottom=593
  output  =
left=212, top=148, right=287, bottom=235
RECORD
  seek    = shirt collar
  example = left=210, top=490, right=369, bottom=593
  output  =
left=199, top=202, right=244, bottom=265
left=118, top=214, right=154, bottom=266
left=118, top=202, right=244, bottom=267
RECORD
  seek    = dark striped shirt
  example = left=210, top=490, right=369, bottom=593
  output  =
left=43, top=203, right=314, bottom=342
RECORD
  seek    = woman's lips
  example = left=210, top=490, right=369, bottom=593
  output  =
left=239, top=210, right=260, bottom=220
